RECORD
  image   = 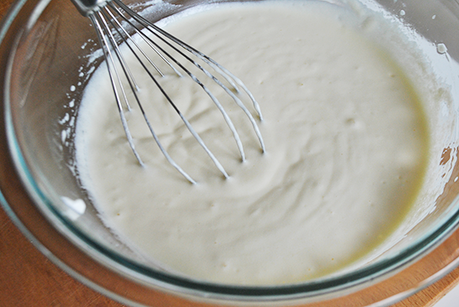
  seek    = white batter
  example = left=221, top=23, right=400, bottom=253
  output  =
left=75, top=1, right=429, bottom=285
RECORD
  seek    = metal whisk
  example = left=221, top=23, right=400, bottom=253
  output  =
left=71, top=0, right=265, bottom=184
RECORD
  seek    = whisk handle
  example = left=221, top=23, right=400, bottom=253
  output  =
left=71, top=0, right=108, bottom=16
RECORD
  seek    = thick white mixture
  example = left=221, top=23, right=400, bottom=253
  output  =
left=76, top=1, right=429, bottom=285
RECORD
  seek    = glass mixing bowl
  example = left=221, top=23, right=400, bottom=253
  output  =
left=2, top=0, right=459, bottom=306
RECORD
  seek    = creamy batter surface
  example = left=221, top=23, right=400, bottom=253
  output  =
left=76, top=1, right=429, bottom=285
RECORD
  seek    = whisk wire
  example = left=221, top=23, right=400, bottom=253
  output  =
left=106, top=5, right=177, bottom=78
left=112, top=0, right=266, bottom=152
left=102, top=4, right=235, bottom=181
left=106, top=1, right=249, bottom=162
left=90, top=12, right=143, bottom=165
left=97, top=10, right=137, bottom=110
left=94, top=8, right=205, bottom=184
left=79, top=0, right=265, bottom=183
left=114, top=0, right=264, bottom=122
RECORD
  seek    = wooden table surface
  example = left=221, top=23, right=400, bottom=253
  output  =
left=2, top=0, right=459, bottom=306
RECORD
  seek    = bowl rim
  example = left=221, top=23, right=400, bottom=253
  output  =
left=2, top=0, right=459, bottom=305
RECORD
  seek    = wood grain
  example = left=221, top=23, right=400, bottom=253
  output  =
left=0, top=0, right=12, bottom=18
left=1, top=0, right=459, bottom=306
left=0, top=208, right=125, bottom=306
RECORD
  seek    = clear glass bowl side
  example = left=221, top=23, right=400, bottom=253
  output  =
left=2, top=0, right=459, bottom=305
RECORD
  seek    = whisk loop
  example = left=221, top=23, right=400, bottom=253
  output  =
left=72, top=0, right=265, bottom=183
